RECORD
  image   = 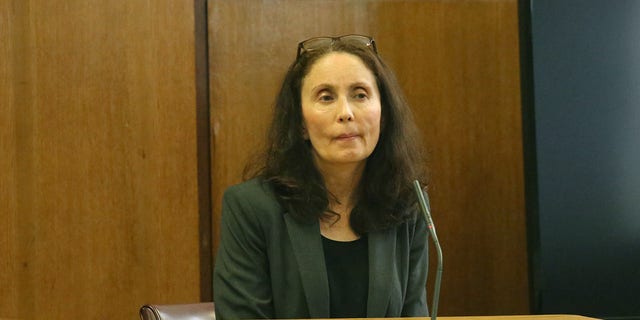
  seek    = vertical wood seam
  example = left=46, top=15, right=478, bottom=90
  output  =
left=194, top=0, right=213, bottom=302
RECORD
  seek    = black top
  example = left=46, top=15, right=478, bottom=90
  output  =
left=322, top=235, right=369, bottom=318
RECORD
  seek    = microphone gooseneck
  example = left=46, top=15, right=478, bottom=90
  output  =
left=413, top=180, right=443, bottom=320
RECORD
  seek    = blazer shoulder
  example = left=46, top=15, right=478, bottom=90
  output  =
left=222, top=178, right=284, bottom=220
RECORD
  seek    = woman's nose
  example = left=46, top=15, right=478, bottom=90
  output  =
left=337, top=98, right=354, bottom=122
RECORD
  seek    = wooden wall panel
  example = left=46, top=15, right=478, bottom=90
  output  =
left=1, top=1, right=19, bottom=317
left=209, top=0, right=528, bottom=316
left=373, top=1, right=529, bottom=315
left=1, top=1, right=200, bottom=319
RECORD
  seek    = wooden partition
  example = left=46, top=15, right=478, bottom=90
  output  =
left=1, top=2, right=19, bottom=316
left=1, top=1, right=200, bottom=319
left=208, top=0, right=529, bottom=315
left=374, top=2, right=529, bottom=315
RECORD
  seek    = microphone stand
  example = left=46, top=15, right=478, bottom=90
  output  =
left=413, top=180, right=443, bottom=320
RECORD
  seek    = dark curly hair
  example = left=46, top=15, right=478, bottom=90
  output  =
left=244, top=36, right=428, bottom=234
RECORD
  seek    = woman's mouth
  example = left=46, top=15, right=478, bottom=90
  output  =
left=335, top=133, right=359, bottom=141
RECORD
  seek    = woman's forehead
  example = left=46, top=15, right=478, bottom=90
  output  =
left=302, top=52, right=376, bottom=90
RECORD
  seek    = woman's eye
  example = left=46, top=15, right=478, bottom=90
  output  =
left=319, top=94, right=334, bottom=102
left=354, top=92, right=368, bottom=100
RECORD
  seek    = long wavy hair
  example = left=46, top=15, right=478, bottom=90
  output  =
left=245, top=37, right=428, bottom=234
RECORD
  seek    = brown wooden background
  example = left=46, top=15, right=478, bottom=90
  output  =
left=2, top=0, right=528, bottom=319
left=1, top=1, right=201, bottom=319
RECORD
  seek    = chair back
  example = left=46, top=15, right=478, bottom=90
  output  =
left=139, top=302, right=215, bottom=320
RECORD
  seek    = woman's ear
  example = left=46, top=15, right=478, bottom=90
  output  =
left=302, top=124, right=309, bottom=140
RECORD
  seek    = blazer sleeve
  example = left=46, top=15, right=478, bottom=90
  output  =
left=401, top=214, right=430, bottom=317
left=213, top=183, right=275, bottom=319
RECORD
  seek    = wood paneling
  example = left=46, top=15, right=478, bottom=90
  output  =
left=373, top=1, right=529, bottom=315
left=1, top=1, right=200, bottom=319
left=1, top=1, right=19, bottom=317
left=209, top=0, right=528, bottom=316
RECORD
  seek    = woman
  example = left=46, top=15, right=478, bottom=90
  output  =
left=213, top=34, right=429, bottom=319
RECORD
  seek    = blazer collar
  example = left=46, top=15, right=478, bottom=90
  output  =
left=284, top=214, right=330, bottom=318
left=367, top=228, right=396, bottom=316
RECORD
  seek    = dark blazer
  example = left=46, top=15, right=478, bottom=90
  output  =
left=213, top=178, right=429, bottom=319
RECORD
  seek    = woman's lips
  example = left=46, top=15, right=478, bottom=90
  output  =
left=335, top=133, right=359, bottom=141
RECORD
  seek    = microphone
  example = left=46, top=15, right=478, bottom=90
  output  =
left=413, top=180, right=443, bottom=320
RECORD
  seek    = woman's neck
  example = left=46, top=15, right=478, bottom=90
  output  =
left=315, top=161, right=366, bottom=241
left=318, top=161, right=365, bottom=207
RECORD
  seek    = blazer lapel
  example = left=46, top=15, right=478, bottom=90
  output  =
left=284, top=214, right=330, bottom=318
left=367, top=228, right=396, bottom=316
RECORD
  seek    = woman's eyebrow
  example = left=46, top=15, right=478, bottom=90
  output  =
left=310, top=83, right=335, bottom=93
left=350, top=81, right=374, bottom=91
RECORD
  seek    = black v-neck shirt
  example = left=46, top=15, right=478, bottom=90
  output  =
left=321, top=235, right=369, bottom=318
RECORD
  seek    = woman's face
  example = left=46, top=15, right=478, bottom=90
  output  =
left=300, top=52, right=382, bottom=171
